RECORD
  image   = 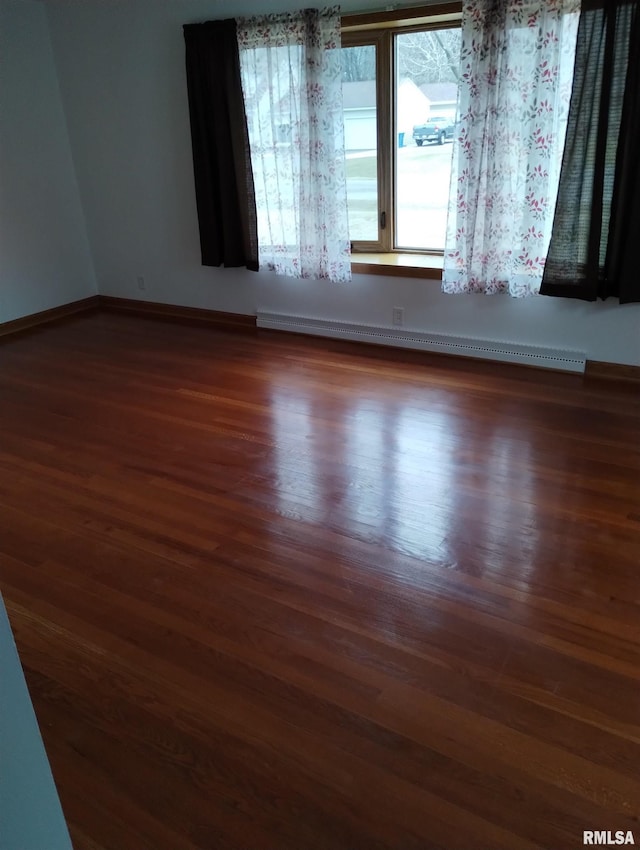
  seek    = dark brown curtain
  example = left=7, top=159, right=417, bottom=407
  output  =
left=540, top=0, right=640, bottom=303
left=184, top=19, right=258, bottom=271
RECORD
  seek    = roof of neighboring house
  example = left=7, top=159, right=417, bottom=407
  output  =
left=341, top=80, right=376, bottom=109
left=420, top=82, right=458, bottom=103
left=343, top=79, right=458, bottom=110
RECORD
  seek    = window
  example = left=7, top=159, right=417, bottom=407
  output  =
left=341, top=4, right=462, bottom=257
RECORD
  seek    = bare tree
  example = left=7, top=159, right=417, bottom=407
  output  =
left=397, top=29, right=461, bottom=85
left=340, top=30, right=460, bottom=85
left=341, top=45, right=376, bottom=82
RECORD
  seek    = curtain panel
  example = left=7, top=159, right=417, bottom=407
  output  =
left=442, top=0, right=579, bottom=297
left=184, top=20, right=259, bottom=271
left=237, top=8, right=351, bottom=283
left=540, top=0, right=640, bottom=303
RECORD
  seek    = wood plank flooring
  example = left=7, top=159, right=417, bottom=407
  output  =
left=0, top=312, right=639, bottom=850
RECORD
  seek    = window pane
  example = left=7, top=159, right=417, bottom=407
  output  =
left=394, top=28, right=461, bottom=251
left=341, top=45, right=378, bottom=242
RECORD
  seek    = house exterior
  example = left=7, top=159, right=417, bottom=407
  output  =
left=342, top=78, right=432, bottom=150
left=342, top=80, right=377, bottom=150
left=419, top=81, right=458, bottom=120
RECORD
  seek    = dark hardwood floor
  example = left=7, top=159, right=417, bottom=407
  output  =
left=1, top=312, right=639, bottom=850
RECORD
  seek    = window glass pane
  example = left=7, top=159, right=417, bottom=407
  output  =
left=394, top=28, right=461, bottom=251
left=341, top=45, right=379, bottom=242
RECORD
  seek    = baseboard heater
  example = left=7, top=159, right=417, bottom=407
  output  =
left=256, top=312, right=586, bottom=373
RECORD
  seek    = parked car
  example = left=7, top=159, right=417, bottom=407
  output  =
left=412, top=116, right=455, bottom=146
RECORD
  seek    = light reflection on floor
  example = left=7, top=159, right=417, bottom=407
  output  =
left=265, top=386, right=540, bottom=578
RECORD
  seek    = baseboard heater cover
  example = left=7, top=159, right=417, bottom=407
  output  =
left=256, top=312, right=586, bottom=373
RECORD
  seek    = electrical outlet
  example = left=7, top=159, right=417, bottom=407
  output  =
left=136, top=276, right=146, bottom=291
left=392, top=306, right=404, bottom=326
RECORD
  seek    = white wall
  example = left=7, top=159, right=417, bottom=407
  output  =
left=0, top=0, right=96, bottom=323
left=0, top=595, right=73, bottom=850
left=46, top=0, right=640, bottom=365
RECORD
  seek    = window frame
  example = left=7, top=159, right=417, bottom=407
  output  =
left=341, top=3, right=462, bottom=259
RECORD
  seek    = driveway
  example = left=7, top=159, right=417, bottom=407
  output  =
left=346, top=143, right=454, bottom=249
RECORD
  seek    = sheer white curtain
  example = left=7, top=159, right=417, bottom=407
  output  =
left=237, top=8, right=351, bottom=283
left=443, top=0, right=580, bottom=297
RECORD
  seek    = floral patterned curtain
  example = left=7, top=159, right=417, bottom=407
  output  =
left=237, top=8, right=351, bottom=283
left=443, top=0, right=580, bottom=297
